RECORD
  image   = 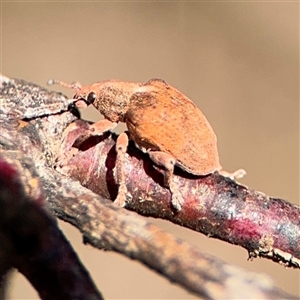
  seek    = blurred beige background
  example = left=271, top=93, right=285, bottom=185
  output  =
left=1, top=1, right=299, bottom=299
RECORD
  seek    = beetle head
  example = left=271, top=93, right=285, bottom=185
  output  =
left=48, top=79, right=141, bottom=123
left=47, top=79, right=95, bottom=109
left=75, top=80, right=141, bottom=123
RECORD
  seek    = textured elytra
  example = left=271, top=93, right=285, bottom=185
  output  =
left=126, top=79, right=222, bottom=175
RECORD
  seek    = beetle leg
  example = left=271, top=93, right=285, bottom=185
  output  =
left=148, top=151, right=184, bottom=211
left=114, top=132, right=129, bottom=207
left=86, top=119, right=118, bottom=135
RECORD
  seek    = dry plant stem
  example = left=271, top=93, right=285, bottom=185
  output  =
left=1, top=76, right=299, bottom=299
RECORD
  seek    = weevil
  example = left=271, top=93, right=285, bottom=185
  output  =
left=48, top=78, right=245, bottom=210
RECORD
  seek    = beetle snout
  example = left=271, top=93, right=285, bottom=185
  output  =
left=73, top=91, right=96, bottom=108
left=72, top=96, right=89, bottom=109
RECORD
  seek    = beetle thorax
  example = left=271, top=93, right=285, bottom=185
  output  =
left=93, top=81, right=140, bottom=123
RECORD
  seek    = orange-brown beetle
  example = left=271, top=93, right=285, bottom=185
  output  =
left=48, top=78, right=244, bottom=210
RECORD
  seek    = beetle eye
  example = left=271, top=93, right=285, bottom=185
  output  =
left=87, top=92, right=96, bottom=105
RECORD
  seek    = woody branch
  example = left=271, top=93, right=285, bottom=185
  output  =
left=61, top=129, right=300, bottom=268
left=0, top=76, right=299, bottom=299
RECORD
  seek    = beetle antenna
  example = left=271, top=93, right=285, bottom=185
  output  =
left=47, top=79, right=82, bottom=91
